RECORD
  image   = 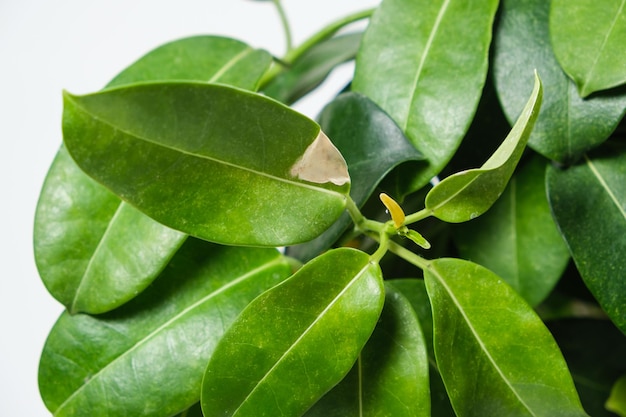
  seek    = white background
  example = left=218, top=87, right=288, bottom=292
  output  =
left=0, top=1, right=379, bottom=415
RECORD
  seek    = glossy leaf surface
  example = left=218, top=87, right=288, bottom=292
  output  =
left=547, top=142, right=626, bottom=334
left=288, top=92, right=423, bottom=261
left=494, top=0, right=626, bottom=163
left=550, top=0, right=626, bottom=97
left=201, top=248, right=384, bottom=417
left=353, top=0, right=499, bottom=191
left=264, top=32, right=362, bottom=104
left=453, top=155, right=570, bottom=306
left=35, top=36, right=271, bottom=313
left=607, top=375, right=626, bottom=416
left=425, top=73, right=542, bottom=223
left=63, top=82, right=350, bottom=246
left=39, top=240, right=291, bottom=417
left=304, top=283, right=430, bottom=417
left=424, top=258, right=587, bottom=416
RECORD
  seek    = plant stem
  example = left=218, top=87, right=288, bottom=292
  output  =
left=386, top=240, right=431, bottom=270
left=370, top=230, right=389, bottom=263
left=272, top=0, right=293, bottom=52
left=258, top=7, right=375, bottom=89
left=403, top=208, right=433, bottom=226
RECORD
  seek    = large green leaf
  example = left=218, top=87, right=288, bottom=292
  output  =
left=547, top=142, right=626, bottom=334
left=493, top=0, right=626, bottom=164
left=424, top=258, right=588, bottom=416
left=353, top=0, right=499, bottom=192
left=550, top=0, right=626, bottom=97
left=548, top=319, right=626, bottom=417
left=63, top=82, right=350, bottom=246
left=452, top=155, right=570, bottom=306
left=607, top=375, right=626, bottom=416
left=38, top=240, right=291, bottom=417
left=263, top=32, right=362, bottom=105
left=35, top=36, right=271, bottom=313
left=201, top=248, right=384, bottom=417
left=304, top=282, right=430, bottom=417
left=424, top=73, right=542, bottom=223
left=288, top=92, right=423, bottom=261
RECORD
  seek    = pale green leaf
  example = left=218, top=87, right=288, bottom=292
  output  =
left=550, top=0, right=626, bottom=97
left=606, top=375, right=626, bottom=416
left=424, top=258, right=588, bottom=416
left=201, top=248, right=384, bottom=417
left=353, top=0, right=499, bottom=192
left=62, top=82, right=350, bottom=246
left=425, top=73, right=543, bottom=223
left=38, top=240, right=291, bottom=417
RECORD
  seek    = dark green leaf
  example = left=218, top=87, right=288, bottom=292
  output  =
left=174, top=403, right=203, bottom=417
left=547, top=142, right=626, bottom=334
left=425, top=73, right=542, bottom=223
left=288, top=92, right=423, bottom=261
left=453, top=155, right=570, bottom=306
left=424, top=258, right=588, bottom=416
left=35, top=36, right=271, bottom=313
left=201, top=248, right=384, bottom=417
left=607, top=375, right=626, bottom=416
left=494, top=0, right=626, bottom=163
left=38, top=240, right=291, bottom=417
left=550, top=0, right=626, bottom=97
left=63, top=82, right=350, bottom=246
left=305, top=282, right=430, bottom=417
left=353, top=0, right=499, bottom=192
left=264, top=32, right=362, bottom=104
left=548, top=319, right=626, bottom=417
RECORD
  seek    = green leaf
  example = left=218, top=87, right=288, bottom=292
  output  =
left=38, top=240, right=291, bottom=417
left=288, top=92, right=423, bottom=261
left=263, top=32, right=362, bottom=104
left=550, top=0, right=626, bottom=97
left=63, top=82, right=350, bottom=246
left=425, top=73, right=543, bottom=223
left=304, top=282, right=430, bottom=417
left=35, top=36, right=271, bottom=313
left=452, top=155, right=570, bottom=306
left=548, top=319, right=626, bottom=417
left=607, top=375, right=626, bottom=416
left=174, top=403, right=203, bottom=417
left=547, top=142, right=626, bottom=334
left=493, top=0, right=626, bottom=164
left=353, top=0, right=499, bottom=192
left=389, top=279, right=456, bottom=417
left=424, top=258, right=588, bottom=416
left=201, top=248, right=384, bottom=417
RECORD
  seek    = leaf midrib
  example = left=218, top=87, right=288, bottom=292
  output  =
left=429, top=264, right=535, bottom=415
left=208, top=47, right=255, bottom=84
left=232, top=261, right=374, bottom=416
left=66, top=94, right=343, bottom=198
left=585, top=155, right=626, bottom=220
left=53, top=256, right=285, bottom=416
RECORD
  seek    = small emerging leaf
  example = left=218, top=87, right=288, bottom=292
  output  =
left=606, top=375, right=626, bottom=416
left=380, top=192, right=405, bottom=227
left=424, top=258, right=588, bottom=416
left=63, top=83, right=350, bottom=246
left=201, top=248, right=384, bottom=417
left=425, top=72, right=542, bottom=223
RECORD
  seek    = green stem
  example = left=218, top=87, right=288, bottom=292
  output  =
left=346, top=196, right=387, bottom=235
left=258, top=7, right=375, bottom=89
left=370, top=231, right=389, bottom=263
left=272, top=0, right=293, bottom=52
left=386, top=240, right=431, bottom=270
left=403, top=208, right=433, bottom=226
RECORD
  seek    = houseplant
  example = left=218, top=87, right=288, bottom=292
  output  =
left=33, top=0, right=626, bottom=416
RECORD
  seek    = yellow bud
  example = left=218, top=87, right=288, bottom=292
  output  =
left=379, top=193, right=405, bottom=228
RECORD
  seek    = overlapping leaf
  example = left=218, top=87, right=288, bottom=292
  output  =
left=304, top=283, right=430, bottom=417
left=550, top=0, right=626, bottom=97
left=452, top=155, right=570, bottom=306
left=288, top=92, right=423, bottom=261
left=34, top=36, right=271, bottom=313
left=425, top=73, right=542, bottom=223
left=63, top=82, right=350, bottom=246
left=39, top=240, right=291, bottom=417
left=353, top=0, right=499, bottom=192
left=201, top=248, right=384, bottom=417
left=424, top=258, right=588, bottom=416
left=494, top=0, right=626, bottom=164
left=607, top=375, right=626, bottom=416
left=263, top=32, right=362, bottom=105
left=547, top=142, right=626, bottom=334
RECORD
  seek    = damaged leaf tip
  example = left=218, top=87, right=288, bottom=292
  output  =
left=290, top=131, right=350, bottom=186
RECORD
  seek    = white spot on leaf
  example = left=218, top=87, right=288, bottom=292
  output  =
left=290, top=131, right=349, bottom=186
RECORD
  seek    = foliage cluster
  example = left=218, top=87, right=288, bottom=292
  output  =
left=34, top=0, right=626, bottom=416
